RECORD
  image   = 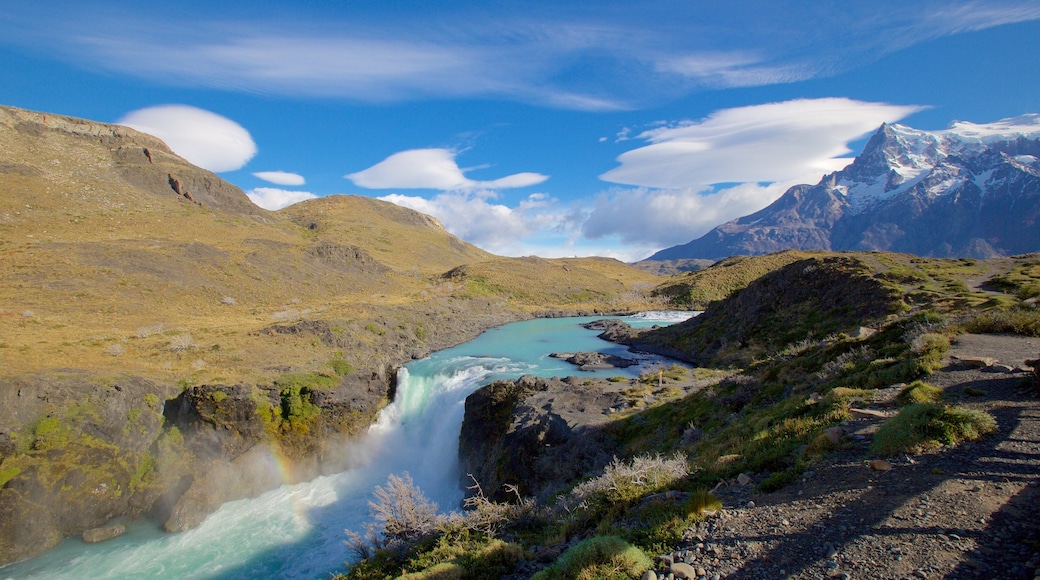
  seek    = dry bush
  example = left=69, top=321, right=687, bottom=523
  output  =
left=136, top=324, right=164, bottom=338
left=455, top=477, right=538, bottom=536
left=169, top=333, right=194, bottom=352
left=559, top=453, right=690, bottom=513
left=346, top=472, right=443, bottom=557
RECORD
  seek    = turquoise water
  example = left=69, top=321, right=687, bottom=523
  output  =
left=0, top=313, right=694, bottom=579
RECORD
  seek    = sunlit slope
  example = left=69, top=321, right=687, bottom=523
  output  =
left=439, top=255, right=662, bottom=312
left=0, top=105, right=662, bottom=381
left=279, top=194, right=494, bottom=276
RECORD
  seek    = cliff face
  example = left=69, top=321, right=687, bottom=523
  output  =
left=458, top=375, right=621, bottom=502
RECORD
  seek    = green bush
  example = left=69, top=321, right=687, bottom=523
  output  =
left=896, top=381, right=942, bottom=405
left=960, top=308, right=1040, bottom=337
left=532, top=535, right=652, bottom=580
left=871, top=403, right=997, bottom=456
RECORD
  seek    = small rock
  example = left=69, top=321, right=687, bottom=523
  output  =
left=641, top=571, right=658, bottom=580
left=671, top=562, right=698, bottom=579
left=869, top=459, right=893, bottom=471
left=823, top=426, right=844, bottom=445
left=850, top=408, right=890, bottom=419
left=745, top=500, right=756, bottom=508
left=955, top=356, right=997, bottom=369
left=82, top=524, right=126, bottom=543
left=737, top=473, right=752, bottom=486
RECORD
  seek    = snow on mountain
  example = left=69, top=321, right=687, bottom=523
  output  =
left=644, top=114, right=1040, bottom=263
left=839, top=115, right=1040, bottom=214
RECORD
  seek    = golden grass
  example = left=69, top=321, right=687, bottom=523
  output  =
left=0, top=107, right=663, bottom=382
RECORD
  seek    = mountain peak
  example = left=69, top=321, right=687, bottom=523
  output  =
left=643, top=114, right=1040, bottom=263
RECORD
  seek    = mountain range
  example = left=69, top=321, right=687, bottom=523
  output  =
left=646, top=115, right=1040, bottom=263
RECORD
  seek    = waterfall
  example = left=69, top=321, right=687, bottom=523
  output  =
left=0, top=314, right=688, bottom=579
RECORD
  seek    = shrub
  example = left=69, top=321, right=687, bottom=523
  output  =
left=359, top=472, right=442, bottom=551
left=960, top=308, right=1040, bottom=337
left=169, top=334, right=194, bottom=352
left=532, top=535, right=652, bottom=580
left=871, top=403, right=997, bottom=456
left=330, top=358, right=355, bottom=376
left=910, top=333, right=950, bottom=373
left=684, top=488, right=722, bottom=516
left=563, top=453, right=690, bottom=510
left=896, top=381, right=943, bottom=405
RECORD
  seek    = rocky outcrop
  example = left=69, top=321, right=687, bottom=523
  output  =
left=549, top=351, right=638, bottom=371
left=0, top=106, right=269, bottom=219
left=0, top=368, right=393, bottom=564
left=0, top=374, right=174, bottom=564
left=459, top=375, right=622, bottom=502
left=628, top=256, right=905, bottom=366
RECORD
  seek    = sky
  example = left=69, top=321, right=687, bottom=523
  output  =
left=1, top=1, right=1039, bottom=261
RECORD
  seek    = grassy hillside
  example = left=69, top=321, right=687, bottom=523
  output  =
left=337, top=250, right=1040, bottom=579
left=649, top=251, right=814, bottom=308
left=0, top=105, right=661, bottom=386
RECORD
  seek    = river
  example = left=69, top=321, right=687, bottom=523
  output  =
left=0, top=312, right=694, bottom=579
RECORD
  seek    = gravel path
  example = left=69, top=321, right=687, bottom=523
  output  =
left=652, top=334, right=1040, bottom=580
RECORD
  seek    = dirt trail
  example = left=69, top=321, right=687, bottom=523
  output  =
left=653, top=334, right=1040, bottom=580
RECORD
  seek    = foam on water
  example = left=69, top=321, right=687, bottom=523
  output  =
left=0, top=315, right=689, bottom=579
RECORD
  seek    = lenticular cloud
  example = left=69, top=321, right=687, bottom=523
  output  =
left=600, top=98, right=925, bottom=188
left=347, top=148, right=548, bottom=191
left=118, top=105, right=257, bottom=172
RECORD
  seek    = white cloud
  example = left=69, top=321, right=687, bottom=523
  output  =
left=253, top=171, right=305, bottom=186
left=348, top=149, right=548, bottom=191
left=118, top=105, right=257, bottom=172
left=583, top=182, right=799, bottom=249
left=601, top=98, right=924, bottom=188
left=378, top=190, right=573, bottom=254
left=246, top=187, right=317, bottom=210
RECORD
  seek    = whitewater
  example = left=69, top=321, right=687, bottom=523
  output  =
left=0, top=313, right=694, bottom=579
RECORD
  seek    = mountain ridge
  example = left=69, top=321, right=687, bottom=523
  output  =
left=645, top=115, right=1040, bottom=263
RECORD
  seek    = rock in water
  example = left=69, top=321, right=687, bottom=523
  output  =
left=82, top=524, right=126, bottom=543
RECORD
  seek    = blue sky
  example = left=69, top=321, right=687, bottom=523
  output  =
left=2, top=1, right=1039, bottom=261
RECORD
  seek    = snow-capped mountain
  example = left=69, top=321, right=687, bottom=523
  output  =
left=647, top=115, right=1040, bottom=261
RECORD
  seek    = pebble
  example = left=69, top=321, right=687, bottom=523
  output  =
left=670, top=562, right=698, bottom=579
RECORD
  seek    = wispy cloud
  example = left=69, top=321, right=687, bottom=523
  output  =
left=347, top=149, right=548, bottom=191
left=246, top=187, right=317, bottom=210
left=117, top=105, right=257, bottom=172
left=253, top=171, right=305, bottom=186
left=6, top=2, right=1037, bottom=109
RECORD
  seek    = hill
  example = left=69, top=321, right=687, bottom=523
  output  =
left=341, top=250, right=1040, bottom=579
left=645, top=115, right=1040, bottom=263
left=0, top=105, right=662, bottom=564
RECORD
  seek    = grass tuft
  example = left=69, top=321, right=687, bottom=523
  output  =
left=532, top=535, right=652, bottom=580
left=896, top=381, right=943, bottom=405
left=871, top=403, right=997, bottom=456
